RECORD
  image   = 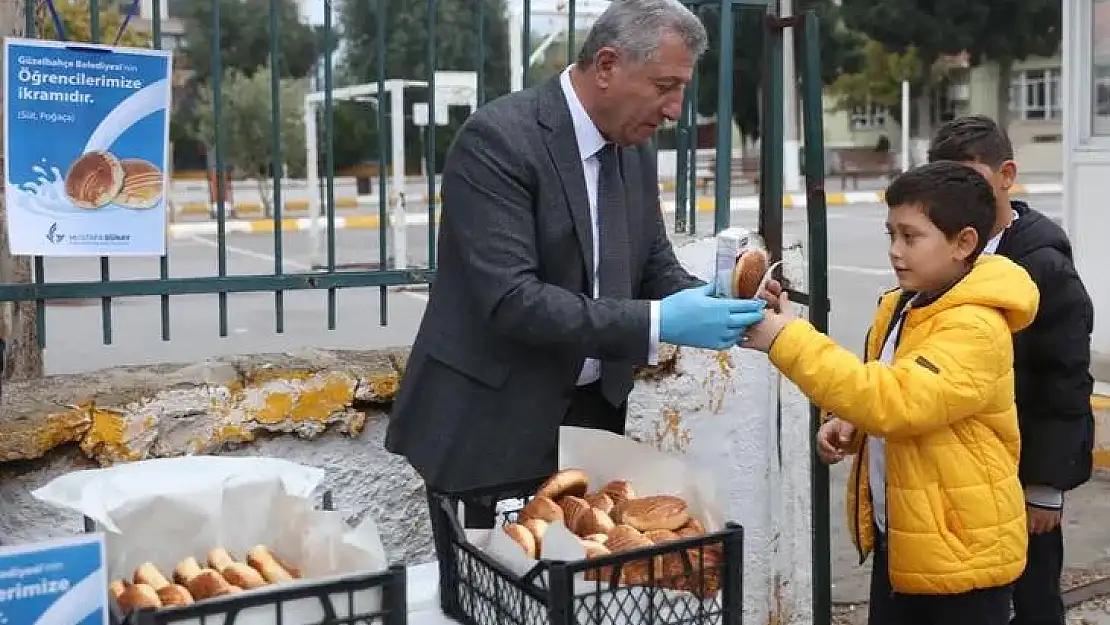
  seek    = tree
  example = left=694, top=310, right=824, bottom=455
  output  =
left=337, top=0, right=512, bottom=173
left=0, top=0, right=43, bottom=380
left=962, top=0, right=1061, bottom=128
left=36, top=0, right=151, bottom=47
left=695, top=0, right=863, bottom=144
left=839, top=0, right=1060, bottom=132
left=179, top=0, right=319, bottom=83
left=827, top=41, right=968, bottom=129
left=827, top=40, right=921, bottom=126
left=193, top=66, right=309, bottom=216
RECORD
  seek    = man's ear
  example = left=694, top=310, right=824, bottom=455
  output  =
left=998, top=160, right=1018, bottom=191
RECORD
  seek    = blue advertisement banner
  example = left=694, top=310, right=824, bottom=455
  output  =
left=0, top=533, right=108, bottom=625
left=3, top=38, right=172, bottom=257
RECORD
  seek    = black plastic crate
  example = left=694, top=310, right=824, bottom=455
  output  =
left=429, top=476, right=744, bottom=625
left=84, top=491, right=409, bottom=625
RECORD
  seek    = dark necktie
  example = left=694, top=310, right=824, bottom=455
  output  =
left=596, top=144, right=633, bottom=406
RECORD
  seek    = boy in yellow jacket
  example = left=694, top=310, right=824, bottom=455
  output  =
left=744, top=161, right=1040, bottom=625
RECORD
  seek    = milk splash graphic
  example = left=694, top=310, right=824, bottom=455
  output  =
left=8, top=78, right=170, bottom=220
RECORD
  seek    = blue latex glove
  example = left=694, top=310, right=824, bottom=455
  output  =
left=659, top=283, right=766, bottom=350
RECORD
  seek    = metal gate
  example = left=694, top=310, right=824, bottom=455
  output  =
left=0, top=1, right=832, bottom=620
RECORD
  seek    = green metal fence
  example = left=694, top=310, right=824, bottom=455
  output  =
left=1, top=2, right=832, bottom=620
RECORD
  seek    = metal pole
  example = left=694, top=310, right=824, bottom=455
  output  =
left=509, top=11, right=523, bottom=92
left=781, top=0, right=801, bottom=192
left=802, top=12, right=832, bottom=625
left=901, top=79, right=911, bottom=171
left=713, top=0, right=735, bottom=233
left=305, top=100, right=322, bottom=267
left=390, top=81, right=409, bottom=270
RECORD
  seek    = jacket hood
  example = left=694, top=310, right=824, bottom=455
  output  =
left=1000, top=200, right=1072, bottom=261
left=911, top=254, right=1039, bottom=334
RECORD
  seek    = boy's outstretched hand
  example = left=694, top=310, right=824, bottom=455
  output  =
left=743, top=279, right=796, bottom=352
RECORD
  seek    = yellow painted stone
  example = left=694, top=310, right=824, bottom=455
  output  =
left=32, top=409, right=93, bottom=458
left=79, top=409, right=142, bottom=464
left=364, top=373, right=400, bottom=402
left=288, top=376, right=357, bottom=422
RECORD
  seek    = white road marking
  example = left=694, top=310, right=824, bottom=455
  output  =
left=829, top=265, right=893, bottom=277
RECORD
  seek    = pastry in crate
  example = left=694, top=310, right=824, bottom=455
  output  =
left=110, top=545, right=302, bottom=615
left=500, top=469, right=724, bottom=598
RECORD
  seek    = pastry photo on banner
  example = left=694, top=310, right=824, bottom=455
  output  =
left=3, top=37, right=173, bottom=257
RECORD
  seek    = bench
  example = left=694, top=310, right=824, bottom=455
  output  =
left=693, top=153, right=760, bottom=190
left=830, top=147, right=898, bottom=189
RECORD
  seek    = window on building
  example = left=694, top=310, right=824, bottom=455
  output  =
left=160, top=34, right=183, bottom=51
left=1092, top=0, right=1110, bottom=135
left=848, top=101, right=887, bottom=131
left=1008, top=68, right=1063, bottom=121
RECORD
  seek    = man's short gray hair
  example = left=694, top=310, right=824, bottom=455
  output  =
left=575, top=0, right=709, bottom=69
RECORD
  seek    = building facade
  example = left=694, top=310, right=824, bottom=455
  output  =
left=822, top=55, right=1066, bottom=174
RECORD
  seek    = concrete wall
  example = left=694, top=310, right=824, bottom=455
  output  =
left=0, top=239, right=819, bottom=625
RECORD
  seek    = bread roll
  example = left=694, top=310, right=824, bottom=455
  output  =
left=207, top=548, right=236, bottom=571
left=173, top=557, right=203, bottom=585
left=117, top=583, right=162, bottom=612
left=605, top=525, right=652, bottom=553
left=600, top=480, right=635, bottom=506
left=617, top=495, right=690, bottom=532
left=522, top=518, right=548, bottom=540
left=109, top=580, right=128, bottom=601
left=559, top=495, right=591, bottom=534
left=678, top=518, right=706, bottom=537
left=247, top=546, right=295, bottom=583
left=503, top=523, right=537, bottom=558
left=133, top=562, right=169, bottom=590
left=576, top=508, right=616, bottom=536
left=222, top=562, right=268, bottom=590
left=522, top=518, right=549, bottom=553
left=580, top=540, right=610, bottom=559
left=156, top=584, right=194, bottom=607
left=273, top=553, right=303, bottom=579
left=645, top=529, right=680, bottom=544
left=584, top=533, right=609, bottom=545
left=186, top=569, right=237, bottom=600
left=536, top=468, right=589, bottom=500
left=584, top=491, right=614, bottom=514
left=732, top=247, right=769, bottom=299
left=518, top=495, right=564, bottom=524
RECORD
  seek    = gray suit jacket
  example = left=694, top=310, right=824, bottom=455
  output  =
left=384, top=76, right=701, bottom=492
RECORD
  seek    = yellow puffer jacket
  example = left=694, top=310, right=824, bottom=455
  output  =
left=769, top=254, right=1039, bottom=595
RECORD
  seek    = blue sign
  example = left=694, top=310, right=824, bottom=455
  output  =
left=3, top=38, right=172, bottom=256
left=0, top=533, right=108, bottom=625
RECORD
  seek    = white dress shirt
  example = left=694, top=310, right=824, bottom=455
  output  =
left=558, top=67, right=662, bottom=386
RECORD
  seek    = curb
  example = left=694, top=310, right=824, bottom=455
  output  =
left=172, top=182, right=1063, bottom=218
left=1093, top=389, right=1110, bottom=470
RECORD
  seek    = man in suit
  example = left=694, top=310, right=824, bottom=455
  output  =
left=385, top=0, right=766, bottom=518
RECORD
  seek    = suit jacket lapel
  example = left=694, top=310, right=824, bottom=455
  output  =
left=537, top=76, right=594, bottom=292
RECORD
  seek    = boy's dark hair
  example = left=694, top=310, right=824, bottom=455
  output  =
left=927, top=114, right=1014, bottom=168
left=885, top=161, right=996, bottom=258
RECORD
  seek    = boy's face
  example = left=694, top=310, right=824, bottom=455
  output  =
left=886, top=203, right=980, bottom=294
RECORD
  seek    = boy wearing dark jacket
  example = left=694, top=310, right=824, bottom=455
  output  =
left=928, top=115, right=1096, bottom=625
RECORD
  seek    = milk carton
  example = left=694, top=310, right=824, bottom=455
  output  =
left=714, top=227, right=766, bottom=298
